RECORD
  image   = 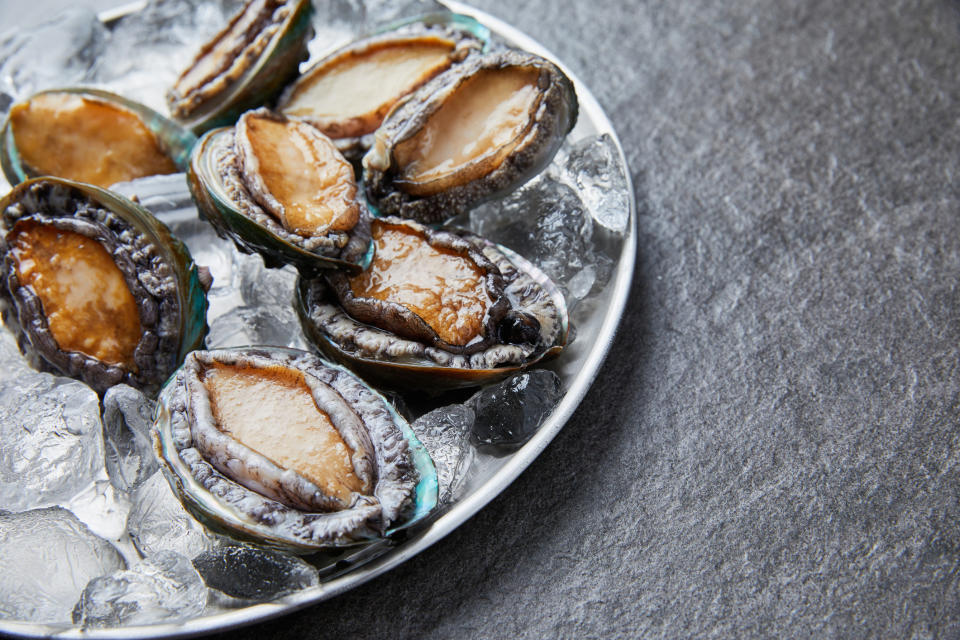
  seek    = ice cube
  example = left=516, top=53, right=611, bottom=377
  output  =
left=102, top=385, right=158, bottom=494
left=411, top=404, right=476, bottom=505
left=306, top=0, right=448, bottom=58
left=72, top=551, right=206, bottom=627
left=192, top=544, right=319, bottom=602
left=357, top=0, right=448, bottom=29
left=238, top=255, right=299, bottom=311
left=0, top=9, right=108, bottom=108
left=0, top=327, right=34, bottom=383
left=127, top=471, right=217, bottom=560
left=206, top=304, right=308, bottom=350
left=0, top=371, right=105, bottom=511
left=468, top=370, right=563, bottom=447
left=551, top=134, right=631, bottom=233
left=470, top=174, right=611, bottom=308
left=0, top=507, right=126, bottom=624
left=110, top=174, right=198, bottom=226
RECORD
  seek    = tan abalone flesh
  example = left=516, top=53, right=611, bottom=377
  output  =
left=277, top=23, right=483, bottom=161
left=5, top=91, right=178, bottom=188
left=363, top=49, right=578, bottom=223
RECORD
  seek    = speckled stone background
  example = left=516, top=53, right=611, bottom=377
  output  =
left=7, top=0, right=960, bottom=637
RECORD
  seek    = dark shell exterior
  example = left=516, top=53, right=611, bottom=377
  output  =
left=363, top=49, right=578, bottom=224
left=277, top=14, right=487, bottom=164
left=153, top=347, right=438, bottom=552
left=0, top=87, right=196, bottom=189
left=0, top=177, right=208, bottom=394
left=166, top=0, right=313, bottom=135
left=295, top=218, right=568, bottom=391
left=186, top=119, right=373, bottom=275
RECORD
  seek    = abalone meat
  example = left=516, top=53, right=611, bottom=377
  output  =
left=153, top=347, right=438, bottom=551
left=1, top=88, right=195, bottom=189
left=277, top=15, right=485, bottom=162
left=0, top=177, right=208, bottom=394
left=166, top=0, right=313, bottom=134
left=296, top=217, right=568, bottom=391
left=363, top=49, right=578, bottom=223
left=187, top=108, right=372, bottom=273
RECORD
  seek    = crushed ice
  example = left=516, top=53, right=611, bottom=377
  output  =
left=0, top=0, right=630, bottom=627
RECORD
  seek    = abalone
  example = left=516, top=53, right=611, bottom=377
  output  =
left=1, top=88, right=195, bottom=189
left=166, top=0, right=313, bottom=134
left=277, top=16, right=485, bottom=162
left=153, top=347, right=438, bottom=551
left=0, top=177, right=208, bottom=394
left=187, top=108, right=372, bottom=273
left=363, top=49, right=578, bottom=223
left=296, top=217, right=568, bottom=391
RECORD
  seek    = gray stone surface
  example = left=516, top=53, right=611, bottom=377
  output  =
left=4, top=0, right=960, bottom=636
left=212, top=1, right=960, bottom=638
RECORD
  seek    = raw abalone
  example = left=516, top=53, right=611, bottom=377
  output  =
left=166, top=0, right=313, bottom=134
left=0, top=177, right=208, bottom=394
left=277, top=15, right=486, bottom=162
left=187, top=108, right=372, bottom=273
left=153, top=347, right=438, bottom=551
left=296, top=217, right=568, bottom=391
left=363, top=50, right=578, bottom=223
left=1, top=88, right=195, bottom=189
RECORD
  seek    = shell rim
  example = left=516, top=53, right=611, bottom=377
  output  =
left=188, top=126, right=375, bottom=273
left=152, top=346, right=439, bottom=554
left=294, top=238, right=570, bottom=389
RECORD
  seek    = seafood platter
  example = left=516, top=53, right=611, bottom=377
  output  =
left=0, top=0, right=635, bottom=636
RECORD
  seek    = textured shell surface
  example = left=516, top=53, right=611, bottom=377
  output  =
left=153, top=347, right=438, bottom=552
left=363, top=49, right=578, bottom=224
left=0, top=177, right=208, bottom=394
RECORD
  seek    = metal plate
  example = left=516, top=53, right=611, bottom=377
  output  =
left=0, top=1, right=636, bottom=637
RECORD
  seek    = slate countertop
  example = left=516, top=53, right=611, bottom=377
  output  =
left=9, top=0, right=960, bottom=637
left=242, top=1, right=960, bottom=637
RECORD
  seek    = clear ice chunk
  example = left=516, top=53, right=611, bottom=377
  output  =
left=0, top=326, right=34, bottom=383
left=0, top=507, right=126, bottom=624
left=206, top=304, right=308, bottom=350
left=306, top=0, right=448, bottom=61
left=0, top=370, right=105, bottom=512
left=192, top=544, right=319, bottom=602
left=127, top=471, right=217, bottom=560
left=110, top=174, right=198, bottom=227
left=0, top=9, right=108, bottom=111
left=469, top=174, right=614, bottom=308
left=206, top=254, right=307, bottom=349
left=102, top=385, right=158, bottom=494
left=468, top=370, right=563, bottom=447
left=411, top=404, right=476, bottom=505
left=550, top=134, right=631, bottom=233
left=72, top=551, right=206, bottom=628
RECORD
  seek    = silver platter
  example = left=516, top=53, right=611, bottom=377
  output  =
left=0, top=1, right=636, bottom=636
